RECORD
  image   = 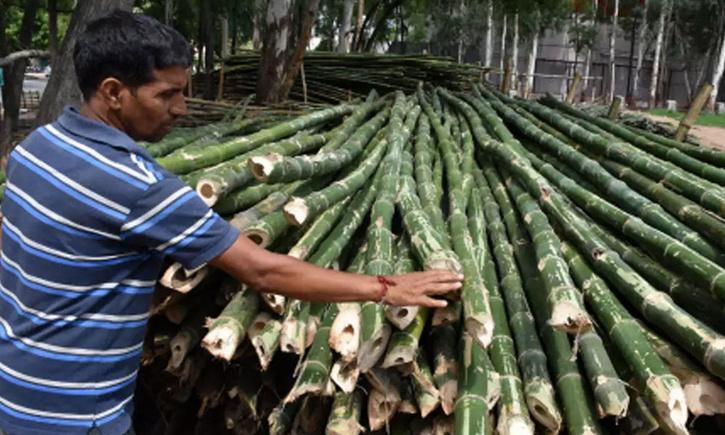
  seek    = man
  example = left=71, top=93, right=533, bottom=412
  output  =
left=0, top=11, right=462, bottom=435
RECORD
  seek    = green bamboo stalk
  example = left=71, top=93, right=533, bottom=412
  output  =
left=397, top=148, right=462, bottom=273
left=191, top=131, right=328, bottom=205
left=598, top=157, right=725, bottom=251
left=283, top=128, right=389, bottom=227
left=624, top=124, right=725, bottom=167
left=359, top=93, right=418, bottom=372
left=430, top=324, right=459, bottom=415
left=287, top=197, right=352, bottom=260
left=411, top=350, right=441, bottom=418
left=201, top=284, right=260, bottom=361
left=385, top=235, right=420, bottom=330
left=159, top=103, right=355, bottom=174
left=492, top=171, right=602, bottom=435
left=516, top=139, right=725, bottom=323
left=534, top=168, right=725, bottom=382
left=382, top=306, right=429, bottom=369
left=539, top=95, right=725, bottom=186
left=509, top=94, right=725, bottom=218
left=454, top=331, right=491, bottom=435
left=420, top=88, right=493, bottom=347
left=280, top=299, right=310, bottom=355
left=250, top=104, right=390, bottom=183
left=325, top=390, right=364, bottom=435
left=268, top=401, right=301, bottom=435
left=475, top=165, right=562, bottom=431
left=247, top=312, right=282, bottom=371
left=477, top=89, right=724, bottom=265
left=413, top=113, right=449, bottom=244
left=213, top=182, right=286, bottom=216
left=560, top=241, right=688, bottom=434
left=518, top=145, right=725, bottom=331
left=439, top=88, right=591, bottom=334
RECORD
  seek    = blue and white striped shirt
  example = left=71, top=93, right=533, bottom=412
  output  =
left=0, top=107, right=239, bottom=435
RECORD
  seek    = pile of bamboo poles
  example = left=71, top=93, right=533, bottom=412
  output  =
left=128, top=86, right=725, bottom=434
left=194, top=52, right=488, bottom=104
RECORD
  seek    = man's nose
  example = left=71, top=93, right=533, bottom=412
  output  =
left=171, top=96, right=188, bottom=117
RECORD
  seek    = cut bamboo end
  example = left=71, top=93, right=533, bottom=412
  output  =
left=280, top=320, right=305, bottom=355
left=261, top=293, right=286, bottom=315
left=248, top=153, right=281, bottom=182
left=358, top=325, right=392, bottom=373
left=196, top=179, right=221, bottom=207
left=682, top=375, right=725, bottom=416
left=283, top=197, right=310, bottom=227
left=525, top=388, right=562, bottom=432
left=464, top=317, right=494, bottom=348
left=160, top=263, right=208, bottom=293
left=368, top=388, right=400, bottom=431
left=330, top=359, right=360, bottom=393
left=243, top=228, right=272, bottom=248
left=248, top=312, right=281, bottom=371
left=329, top=308, right=361, bottom=361
left=431, top=305, right=460, bottom=327
left=201, top=325, right=241, bottom=361
left=497, top=415, right=534, bottom=435
left=381, top=346, right=416, bottom=369
left=549, top=301, right=591, bottom=333
left=647, top=377, right=689, bottom=435
left=384, top=305, right=418, bottom=330
left=167, top=332, right=193, bottom=373
left=439, top=381, right=457, bottom=416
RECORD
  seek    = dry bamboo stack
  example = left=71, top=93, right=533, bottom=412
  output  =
left=13, top=83, right=725, bottom=435
left=193, top=51, right=488, bottom=104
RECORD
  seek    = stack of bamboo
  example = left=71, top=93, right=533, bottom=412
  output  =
left=130, top=86, right=725, bottom=435
left=196, top=52, right=488, bottom=104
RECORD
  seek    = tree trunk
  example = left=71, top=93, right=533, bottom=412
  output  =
left=524, top=28, right=539, bottom=98
left=337, top=0, right=355, bottom=52
left=252, top=0, right=264, bottom=50
left=657, top=16, right=673, bottom=106
left=35, top=0, right=135, bottom=127
left=457, top=0, right=466, bottom=63
left=632, top=0, right=648, bottom=101
left=0, top=0, right=40, bottom=156
left=673, top=25, right=692, bottom=103
left=510, top=12, right=519, bottom=93
left=484, top=0, right=493, bottom=68
left=353, top=0, right=365, bottom=52
left=48, top=0, right=59, bottom=56
left=608, top=0, right=619, bottom=103
left=201, top=0, right=215, bottom=100
left=499, top=14, right=507, bottom=78
left=164, top=0, right=173, bottom=25
left=220, top=17, right=229, bottom=58
left=649, top=0, right=670, bottom=108
left=256, top=0, right=321, bottom=104
left=583, top=0, right=598, bottom=92
left=709, top=32, right=725, bottom=110
left=363, top=0, right=403, bottom=52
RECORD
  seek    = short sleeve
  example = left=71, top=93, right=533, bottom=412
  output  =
left=120, top=176, right=239, bottom=269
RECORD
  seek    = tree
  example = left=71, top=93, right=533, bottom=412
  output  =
left=35, top=0, right=135, bottom=127
left=711, top=31, right=725, bottom=110
left=0, top=0, right=40, bottom=157
left=649, top=0, right=671, bottom=108
left=337, top=0, right=355, bottom=52
left=631, top=0, right=648, bottom=100
left=608, top=0, right=620, bottom=103
left=256, top=0, right=322, bottom=104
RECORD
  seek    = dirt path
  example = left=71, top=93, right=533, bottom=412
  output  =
left=640, top=113, right=725, bottom=151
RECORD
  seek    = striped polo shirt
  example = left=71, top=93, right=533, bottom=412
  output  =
left=0, top=107, right=239, bottom=435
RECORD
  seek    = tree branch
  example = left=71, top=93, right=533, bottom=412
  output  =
left=0, top=49, right=50, bottom=67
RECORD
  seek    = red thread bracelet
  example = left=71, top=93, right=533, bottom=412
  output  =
left=376, top=275, right=397, bottom=302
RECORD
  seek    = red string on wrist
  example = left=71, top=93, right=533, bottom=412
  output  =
left=376, top=275, right=397, bottom=302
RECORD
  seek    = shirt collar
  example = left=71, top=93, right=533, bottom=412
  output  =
left=56, top=106, right=153, bottom=160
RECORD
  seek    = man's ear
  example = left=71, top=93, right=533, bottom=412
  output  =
left=95, top=78, right=128, bottom=111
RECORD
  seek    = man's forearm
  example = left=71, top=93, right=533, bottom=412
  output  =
left=210, top=235, right=381, bottom=302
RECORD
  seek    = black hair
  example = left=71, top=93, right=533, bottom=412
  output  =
left=74, top=10, right=192, bottom=100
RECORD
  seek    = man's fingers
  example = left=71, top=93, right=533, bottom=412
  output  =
left=423, top=282, right=463, bottom=295
left=425, top=271, right=465, bottom=283
left=419, top=296, right=448, bottom=308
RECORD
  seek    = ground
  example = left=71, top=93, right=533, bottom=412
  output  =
left=642, top=112, right=725, bottom=152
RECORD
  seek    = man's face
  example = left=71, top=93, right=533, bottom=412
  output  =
left=118, top=65, right=188, bottom=142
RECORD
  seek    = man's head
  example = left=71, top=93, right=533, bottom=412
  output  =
left=74, top=11, right=192, bottom=142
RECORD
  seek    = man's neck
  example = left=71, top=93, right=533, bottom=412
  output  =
left=80, top=100, right=124, bottom=132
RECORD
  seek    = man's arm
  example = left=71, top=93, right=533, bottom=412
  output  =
left=210, top=234, right=463, bottom=308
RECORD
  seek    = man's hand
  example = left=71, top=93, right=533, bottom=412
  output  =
left=382, top=271, right=464, bottom=308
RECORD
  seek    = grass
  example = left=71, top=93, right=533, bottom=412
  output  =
left=648, top=108, right=725, bottom=128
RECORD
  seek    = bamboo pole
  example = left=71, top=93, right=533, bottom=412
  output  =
left=675, top=82, right=713, bottom=141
